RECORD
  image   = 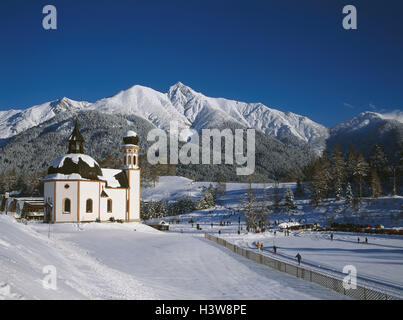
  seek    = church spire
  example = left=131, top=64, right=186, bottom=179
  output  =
left=68, top=115, right=84, bottom=154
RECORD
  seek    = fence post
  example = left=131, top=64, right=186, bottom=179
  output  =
left=364, top=287, right=367, bottom=300
left=326, top=276, right=328, bottom=288
left=310, top=271, right=312, bottom=282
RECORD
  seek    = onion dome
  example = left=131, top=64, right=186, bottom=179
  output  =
left=47, top=154, right=102, bottom=180
left=123, top=130, right=139, bottom=145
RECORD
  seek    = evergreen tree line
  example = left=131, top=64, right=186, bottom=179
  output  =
left=304, top=144, right=403, bottom=205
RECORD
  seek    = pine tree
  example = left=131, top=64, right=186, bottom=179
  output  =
left=198, top=184, right=216, bottom=209
left=272, top=180, right=280, bottom=212
left=240, top=181, right=258, bottom=232
left=256, top=185, right=270, bottom=230
left=321, top=150, right=332, bottom=198
left=345, top=183, right=353, bottom=205
left=332, top=145, right=345, bottom=200
left=309, top=160, right=328, bottom=205
left=215, top=172, right=226, bottom=196
left=346, top=144, right=357, bottom=183
left=284, top=187, right=297, bottom=211
left=369, top=144, right=390, bottom=186
left=353, top=153, right=369, bottom=198
left=295, top=179, right=304, bottom=197
left=370, top=168, right=382, bottom=198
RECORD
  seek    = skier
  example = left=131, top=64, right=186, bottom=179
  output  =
left=330, top=233, right=334, bottom=241
left=358, top=237, right=360, bottom=243
left=365, top=237, right=368, bottom=244
left=211, top=222, right=213, bottom=228
left=257, top=242, right=261, bottom=251
left=295, top=253, right=301, bottom=265
left=273, top=245, right=277, bottom=255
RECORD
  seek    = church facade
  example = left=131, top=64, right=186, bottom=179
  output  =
left=43, top=119, right=141, bottom=223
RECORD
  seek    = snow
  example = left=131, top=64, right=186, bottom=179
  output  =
left=0, top=212, right=346, bottom=300
left=27, top=220, right=345, bottom=300
left=124, top=130, right=137, bottom=137
left=99, top=168, right=123, bottom=188
left=1, top=176, right=402, bottom=300
left=0, top=214, right=156, bottom=300
left=330, top=110, right=402, bottom=135
left=278, top=222, right=300, bottom=229
left=50, top=154, right=99, bottom=168
left=0, top=82, right=328, bottom=152
left=0, top=97, right=89, bottom=140
left=144, top=176, right=403, bottom=298
left=221, top=231, right=403, bottom=298
left=42, top=173, right=87, bottom=181
left=141, top=176, right=214, bottom=202
left=378, top=110, right=403, bottom=123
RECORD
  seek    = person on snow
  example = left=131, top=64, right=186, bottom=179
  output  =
left=365, top=237, right=368, bottom=244
left=330, top=233, right=334, bottom=241
left=295, top=253, right=301, bottom=265
left=358, top=237, right=360, bottom=243
left=273, top=245, right=277, bottom=255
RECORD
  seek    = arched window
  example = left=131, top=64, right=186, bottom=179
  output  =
left=86, top=199, right=93, bottom=213
left=128, top=155, right=132, bottom=166
left=133, top=156, right=137, bottom=166
left=107, top=199, right=112, bottom=213
left=63, top=198, right=71, bottom=214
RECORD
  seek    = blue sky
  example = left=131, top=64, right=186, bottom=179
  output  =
left=0, top=0, right=402, bottom=127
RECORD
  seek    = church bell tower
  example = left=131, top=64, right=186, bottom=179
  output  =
left=122, top=131, right=141, bottom=221
left=68, top=116, right=84, bottom=154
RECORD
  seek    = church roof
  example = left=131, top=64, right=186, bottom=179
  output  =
left=46, top=153, right=102, bottom=181
left=98, top=168, right=129, bottom=188
left=123, top=130, right=139, bottom=145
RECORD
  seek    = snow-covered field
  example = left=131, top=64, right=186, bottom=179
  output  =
left=1, top=176, right=402, bottom=300
left=0, top=214, right=344, bottom=300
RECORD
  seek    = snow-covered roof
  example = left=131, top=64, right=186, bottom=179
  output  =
left=50, top=154, right=99, bottom=168
left=98, top=168, right=124, bottom=188
left=279, top=222, right=300, bottom=229
left=43, top=173, right=89, bottom=181
left=125, top=130, right=137, bottom=137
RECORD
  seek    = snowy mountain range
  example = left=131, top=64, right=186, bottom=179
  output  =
left=0, top=82, right=329, bottom=152
left=0, top=82, right=401, bottom=157
left=327, top=111, right=403, bottom=161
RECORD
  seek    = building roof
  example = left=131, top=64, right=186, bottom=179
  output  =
left=123, top=130, right=139, bottom=145
left=98, top=168, right=129, bottom=188
left=46, top=153, right=103, bottom=181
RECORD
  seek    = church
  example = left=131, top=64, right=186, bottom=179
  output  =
left=43, top=118, right=141, bottom=223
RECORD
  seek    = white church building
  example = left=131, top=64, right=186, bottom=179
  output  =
left=43, top=119, right=141, bottom=223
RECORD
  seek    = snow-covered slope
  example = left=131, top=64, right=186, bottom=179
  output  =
left=0, top=82, right=328, bottom=152
left=327, top=111, right=403, bottom=161
left=0, top=214, right=156, bottom=299
left=87, top=85, right=191, bottom=131
left=331, top=111, right=403, bottom=135
left=168, top=82, right=329, bottom=150
left=0, top=97, right=89, bottom=139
